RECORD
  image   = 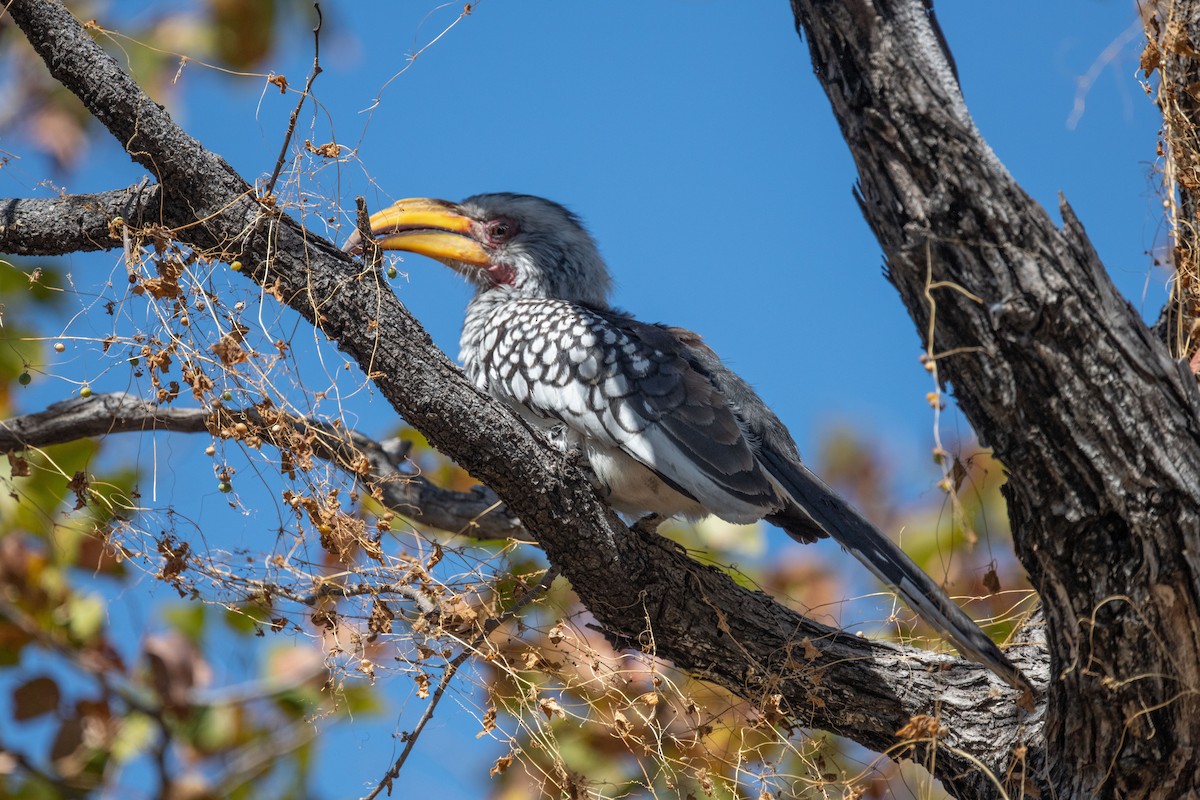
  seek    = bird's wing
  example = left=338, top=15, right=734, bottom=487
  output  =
left=484, top=301, right=783, bottom=521
left=679, top=336, right=1032, bottom=693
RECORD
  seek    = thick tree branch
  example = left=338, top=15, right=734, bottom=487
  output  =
left=2, top=0, right=1045, bottom=791
left=0, top=392, right=524, bottom=539
left=0, top=181, right=162, bottom=256
left=792, top=1, right=1200, bottom=797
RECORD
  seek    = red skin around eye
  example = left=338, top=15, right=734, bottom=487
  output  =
left=473, top=219, right=518, bottom=286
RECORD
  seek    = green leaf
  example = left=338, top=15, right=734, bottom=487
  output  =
left=192, top=704, right=241, bottom=753
left=163, top=603, right=207, bottom=643
left=110, top=712, right=157, bottom=763
left=336, top=682, right=383, bottom=716
left=65, top=593, right=106, bottom=643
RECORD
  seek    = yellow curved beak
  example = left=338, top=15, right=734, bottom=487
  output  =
left=343, top=198, right=489, bottom=266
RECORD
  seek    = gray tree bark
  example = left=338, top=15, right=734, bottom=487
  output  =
left=5, top=0, right=1193, bottom=797
left=790, top=1, right=1200, bottom=797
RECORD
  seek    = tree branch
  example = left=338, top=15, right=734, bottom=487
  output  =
left=2, top=0, right=1046, bottom=792
left=0, top=181, right=162, bottom=256
left=264, top=2, right=323, bottom=198
left=0, top=392, right=524, bottom=540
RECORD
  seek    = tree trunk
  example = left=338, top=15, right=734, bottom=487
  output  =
left=790, top=1, right=1200, bottom=797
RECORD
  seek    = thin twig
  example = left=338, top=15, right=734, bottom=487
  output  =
left=264, top=3, right=323, bottom=197
left=361, top=567, right=560, bottom=800
left=293, top=580, right=438, bottom=615
left=151, top=712, right=173, bottom=800
left=355, top=196, right=383, bottom=271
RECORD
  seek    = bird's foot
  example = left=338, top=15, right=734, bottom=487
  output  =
left=562, top=445, right=608, bottom=494
left=631, top=513, right=669, bottom=537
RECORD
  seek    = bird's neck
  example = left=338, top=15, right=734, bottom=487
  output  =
left=459, top=288, right=610, bottom=384
left=459, top=289, right=520, bottom=384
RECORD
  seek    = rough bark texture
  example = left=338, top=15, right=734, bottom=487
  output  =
left=0, top=393, right=525, bottom=539
left=791, top=1, right=1200, bottom=797
left=0, top=183, right=163, bottom=255
left=0, top=3, right=1049, bottom=797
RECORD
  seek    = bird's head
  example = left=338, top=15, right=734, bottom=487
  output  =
left=344, top=192, right=612, bottom=306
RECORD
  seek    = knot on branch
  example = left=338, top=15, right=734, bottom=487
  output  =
left=989, top=294, right=1041, bottom=339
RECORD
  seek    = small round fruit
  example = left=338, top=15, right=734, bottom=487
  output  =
left=230, top=260, right=243, bottom=272
left=53, top=342, right=65, bottom=353
left=386, top=266, right=398, bottom=279
left=221, top=390, right=233, bottom=401
left=80, top=386, right=93, bottom=398
left=218, top=481, right=233, bottom=493
left=18, top=372, right=31, bottom=386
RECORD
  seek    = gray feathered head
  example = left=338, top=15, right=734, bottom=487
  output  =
left=344, top=192, right=612, bottom=307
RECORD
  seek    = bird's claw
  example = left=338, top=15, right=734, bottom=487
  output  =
left=631, top=513, right=668, bottom=537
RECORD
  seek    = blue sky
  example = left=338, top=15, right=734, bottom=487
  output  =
left=191, top=0, right=1161, bottom=464
left=3, top=1, right=1158, bottom=797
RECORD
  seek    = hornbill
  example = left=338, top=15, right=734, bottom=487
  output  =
left=344, top=192, right=1032, bottom=695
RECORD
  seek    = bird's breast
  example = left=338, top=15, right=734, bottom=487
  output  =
left=459, top=295, right=779, bottom=525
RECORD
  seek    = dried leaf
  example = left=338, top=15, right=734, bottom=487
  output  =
left=50, top=716, right=85, bottom=770
left=1164, top=20, right=1200, bottom=58
left=476, top=706, right=497, bottom=738
left=157, top=536, right=190, bottom=583
left=7, top=452, right=29, bottom=477
left=1141, top=39, right=1161, bottom=77
left=538, top=696, right=565, bottom=721
left=368, top=598, right=394, bottom=639
left=438, top=595, right=480, bottom=635
left=212, top=324, right=250, bottom=366
left=982, top=566, right=1002, bottom=595
left=144, top=631, right=210, bottom=713
left=490, top=754, right=513, bottom=777
left=896, top=713, right=947, bottom=740
left=77, top=531, right=123, bottom=575
left=304, top=139, right=347, bottom=159
left=801, top=637, right=821, bottom=661
left=426, top=542, right=444, bottom=570
left=67, top=471, right=89, bottom=510
left=135, top=276, right=182, bottom=299
left=636, top=691, right=659, bottom=707
left=182, top=365, right=214, bottom=401
left=13, top=675, right=60, bottom=720
left=950, top=457, right=968, bottom=492
left=761, top=693, right=785, bottom=724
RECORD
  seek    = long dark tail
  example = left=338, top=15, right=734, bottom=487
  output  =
left=762, top=451, right=1032, bottom=696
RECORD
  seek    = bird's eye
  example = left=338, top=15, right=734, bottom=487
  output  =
left=486, top=219, right=517, bottom=244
